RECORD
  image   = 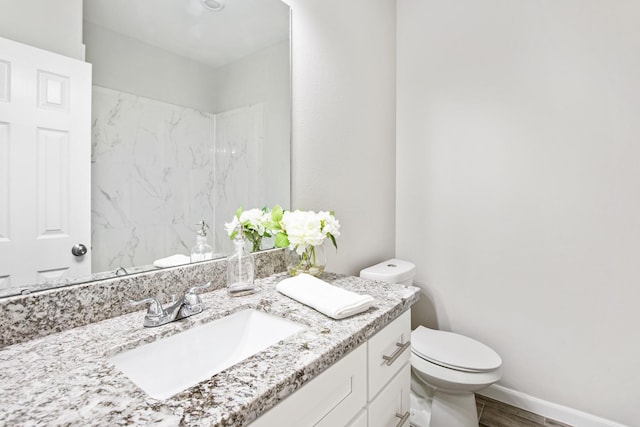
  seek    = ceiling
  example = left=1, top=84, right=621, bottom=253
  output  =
left=83, top=0, right=290, bottom=69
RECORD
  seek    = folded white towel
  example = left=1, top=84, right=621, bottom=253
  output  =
left=153, top=254, right=191, bottom=268
left=276, top=274, right=375, bottom=320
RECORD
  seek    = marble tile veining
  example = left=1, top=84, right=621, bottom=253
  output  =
left=91, top=86, right=217, bottom=272
left=91, top=87, right=270, bottom=271
left=0, top=273, right=420, bottom=426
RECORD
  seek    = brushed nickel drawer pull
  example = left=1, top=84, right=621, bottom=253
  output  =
left=382, top=340, right=411, bottom=366
left=395, top=411, right=410, bottom=426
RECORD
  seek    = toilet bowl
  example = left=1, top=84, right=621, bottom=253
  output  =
left=360, top=259, right=502, bottom=427
left=410, top=325, right=502, bottom=427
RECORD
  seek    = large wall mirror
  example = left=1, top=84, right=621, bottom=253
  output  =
left=0, top=0, right=290, bottom=297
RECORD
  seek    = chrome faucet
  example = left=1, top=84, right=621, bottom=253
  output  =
left=130, top=282, right=211, bottom=327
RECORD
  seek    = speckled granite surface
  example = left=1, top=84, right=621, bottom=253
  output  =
left=0, top=248, right=286, bottom=348
left=0, top=273, right=419, bottom=426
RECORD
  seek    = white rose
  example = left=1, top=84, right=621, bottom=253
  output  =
left=282, top=210, right=326, bottom=254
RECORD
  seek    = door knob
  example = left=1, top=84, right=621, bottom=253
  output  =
left=71, top=243, right=88, bottom=256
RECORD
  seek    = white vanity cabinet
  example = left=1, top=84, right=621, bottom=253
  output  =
left=251, top=310, right=412, bottom=427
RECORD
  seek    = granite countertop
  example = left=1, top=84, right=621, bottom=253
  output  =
left=0, top=273, right=420, bottom=426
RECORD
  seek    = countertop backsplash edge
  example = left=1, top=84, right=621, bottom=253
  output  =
left=0, top=248, right=286, bottom=348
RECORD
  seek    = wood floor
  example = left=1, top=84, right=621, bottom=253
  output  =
left=476, top=395, right=573, bottom=427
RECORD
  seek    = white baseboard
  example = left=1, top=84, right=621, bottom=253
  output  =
left=477, top=384, right=628, bottom=427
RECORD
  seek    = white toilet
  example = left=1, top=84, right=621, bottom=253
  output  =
left=360, top=259, right=502, bottom=427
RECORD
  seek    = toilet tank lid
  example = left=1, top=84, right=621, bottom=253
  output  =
left=359, top=259, right=416, bottom=283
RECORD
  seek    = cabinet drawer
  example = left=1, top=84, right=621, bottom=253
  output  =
left=368, top=363, right=411, bottom=427
left=251, top=344, right=366, bottom=427
left=367, top=310, right=411, bottom=399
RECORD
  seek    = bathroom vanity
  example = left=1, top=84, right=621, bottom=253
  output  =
left=0, top=268, right=419, bottom=426
left=252, top=310, right=412, bottom=427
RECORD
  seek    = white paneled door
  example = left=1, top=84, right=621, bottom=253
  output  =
left=0, top=37, right=91, bottom=293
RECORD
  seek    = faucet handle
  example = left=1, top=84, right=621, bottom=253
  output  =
left=188, top=281, right=212, bottom=294
left=130, top=297, right=166, bottom=319
left=184, top=282, right=212, bottom=307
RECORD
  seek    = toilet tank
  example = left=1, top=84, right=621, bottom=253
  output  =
left=359, top=259, right=416, bottom=286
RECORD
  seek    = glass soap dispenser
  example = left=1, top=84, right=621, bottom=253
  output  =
left=191, top=220, right=213, bottom=262
left=226, top=224, right=257, bottom=296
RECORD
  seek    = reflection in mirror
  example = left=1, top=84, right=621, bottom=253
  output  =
left=0, top=0, right=290, bottom=297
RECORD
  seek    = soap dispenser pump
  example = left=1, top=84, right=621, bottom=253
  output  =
left=191, top=220, right=213, bottom=263
left=226, top=223, right=257, bottom=296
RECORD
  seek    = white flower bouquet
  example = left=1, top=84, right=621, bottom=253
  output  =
left=269, top=205, right=340, bottom=276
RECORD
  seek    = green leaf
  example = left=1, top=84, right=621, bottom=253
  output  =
left=235, top=206, right=244, bottom=219
left=329, top=233, right=338, bottom=250
left=274, top=232, right=289, bottom=248
left=264, top=220, right=281, bottom=231
left=271, top=205, right=284, bottom=222
left=229, top=229, right=238, bottom=240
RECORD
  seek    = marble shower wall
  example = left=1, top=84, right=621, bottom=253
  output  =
left=91, top=86, right=267, bottom=272
left=214, top=104, right=266, bottom=254
left=91, top=86, right=216, bottom=272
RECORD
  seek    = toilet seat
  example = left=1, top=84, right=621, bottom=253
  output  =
left=411, top=352, right=501, bottom=393
left=411, top=326, right=502, bottom=373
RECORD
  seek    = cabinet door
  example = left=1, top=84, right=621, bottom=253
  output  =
left=368, top=363, right=411, bottom=427
left=251, top=344, right=366, bottom=427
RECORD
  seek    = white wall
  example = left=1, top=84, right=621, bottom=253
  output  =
left=396, top=1, right=640, bottom=425
left=84, top=23, right=219, bottom=113
left=284, top=0, right=397, bottom=275
left=0, top=0, right=84, bottom=60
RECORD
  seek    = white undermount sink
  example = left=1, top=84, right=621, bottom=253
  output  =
left=109, top=309, right=305, bottom=399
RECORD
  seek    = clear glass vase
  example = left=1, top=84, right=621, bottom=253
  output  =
left=227, top=232, right=257, bottom=297
left=285, top=244, right=326, bottom=277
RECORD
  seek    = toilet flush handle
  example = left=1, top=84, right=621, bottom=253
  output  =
left=382, top=340, right=411, bottom=366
